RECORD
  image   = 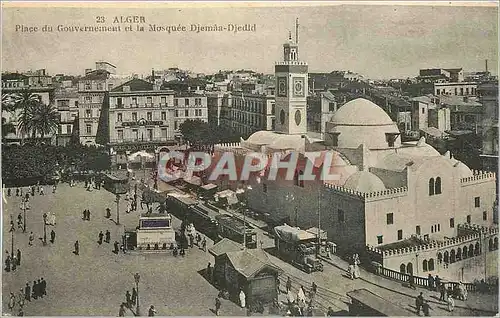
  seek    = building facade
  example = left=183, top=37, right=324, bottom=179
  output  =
left=108, top=78, right=175, bottom=167
left=54, top=91, right=79, bottom=146
left=171, top=92, right=208, bottom=132
left=478, top=80, right=499, bottom=173
left=434, top=82, right=478, bottom=96
left=229, top=91, right=275, bottom=137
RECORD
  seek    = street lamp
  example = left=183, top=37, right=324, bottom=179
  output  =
left=9, top=217, right=15, bottom=256
left=42, top=213, right=47, bottom=245
left=21, top=199, right=30, bottom=233
left=236, top=185, right=252, bottom=250
left=134, top=273, right=140, bottom=316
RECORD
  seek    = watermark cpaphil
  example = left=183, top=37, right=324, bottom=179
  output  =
left=157, top=150, right=342, bottom=183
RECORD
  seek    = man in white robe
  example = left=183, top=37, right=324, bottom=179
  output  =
left=239, top=289, right=246, bottom=308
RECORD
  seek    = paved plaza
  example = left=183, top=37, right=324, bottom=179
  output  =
left=2, top=183, right=245, bottom=316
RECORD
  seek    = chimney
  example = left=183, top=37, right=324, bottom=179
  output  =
left=295, top=18, right=299, bottom=44
left=485, top=59, right=488, bottom=72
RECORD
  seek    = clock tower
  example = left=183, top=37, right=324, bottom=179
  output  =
left=275, top=19, right=308, bottom=135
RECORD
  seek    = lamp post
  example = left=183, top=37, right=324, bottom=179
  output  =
left=317, top=188, right=321, bottom=258
left=237, top=185, right=252, bottom=250
left=21, top=199, right=29, bottom=233
left=42, top=213, right=47, bottom=245
left=116, top=194, right=121, bottom=225
left=134, top=273, right=140, bottom=316
left=285, top=193, right=297, bottom=226
left=9, top=217, right=15, bottom=256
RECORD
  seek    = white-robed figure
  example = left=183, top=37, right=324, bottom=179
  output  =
left=297, top=286, right=306, bottom=304
left=353, top=264, right=360, bottom=279
left=239, top=289, right=246, bottom=308
left=458, top=282, right=468, bottom=300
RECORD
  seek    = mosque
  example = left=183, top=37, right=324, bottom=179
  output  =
left=211, top=23, right=498, bottom=282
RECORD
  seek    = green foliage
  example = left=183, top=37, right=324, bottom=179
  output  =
left=2, top=144, right=111, bottom=185
left=179, top=119, right=242, bottom=148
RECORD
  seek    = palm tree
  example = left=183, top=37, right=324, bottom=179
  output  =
left=13, top=89, right=41, bottom=143
left=31, top=102, right=59, bottom=141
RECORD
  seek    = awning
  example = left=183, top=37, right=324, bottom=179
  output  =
left=274, top=224, right=316, bottom=242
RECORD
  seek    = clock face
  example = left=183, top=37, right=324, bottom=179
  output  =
left=278, top=78, right=287, bottom=97
left=293, top=77, right=305, bottom=97
left=294, top=110, right=301, bottom=126
left=280, top=109, right=286, bottom=125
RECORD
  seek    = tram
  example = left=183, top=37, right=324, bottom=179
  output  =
left=215, top=214, right=257, bottom=249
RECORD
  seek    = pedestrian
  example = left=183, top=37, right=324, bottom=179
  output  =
left=83, top=210, right=87, bottom=220
left=11, top=255, right=17, bottom=271
left=239, top=289, right=246, bottom=308
left=31, top=186, right=35, bottom=197
left=39, top=186, right=44, bottom=195
left=37, top=279, right=43, bottom=298
left=422, top=301, right=432, bottom=316
left=98, top=231, right=104, bottom=245
left=189, top=234, right=194, bottom=248
left=434, top=275, right=441, bottom=292
left=32, top=280, right=38, bottom=300
left=132, top=288, right=137, bottom=306
left=114, top=241, right=119, bottom=254
left=105, top=208, right=111, bottom=219
left=17, top=288, right=25, bottom=309
left=87, top=210, right=91, bottom=221
left=415, top=292, right=424, bottom=315
left=458, top=282, right=468, bottom=301
left=348, top=264, right=355, bottom=279
left=214, top=297, right=221, bottom=316
left=28, top=232, right=34, bottom=246
left=8, top=292, right=16, bottom=311
left=52, top=184, right=57, bottom=194
left=24, top=283, right=31, bottom=302
left=25, top=193, right=29, bottom=202
left=41, top=278, right=47, bottom=296
left=427, top=274, right=435, bottom=291
left=326, top=306, right=335, bottom=317
left=286, top=277, right=292, bottom=293
left=74, top=240, right=79, bottom=255
left=447, top=294, right=455, bottom=312
left=148, top=305, right=157, bottom=317
left=119, top=304, right=126, bottom=317
left=16, top=249, right=21, bottom=266
left=408, top=274, right=416, bottom=289
left=105, top=230, right=111, bottom=243
left=439, top=283, right=446, bottom=301
left=50, top=230, right=56, bottom=244
left=16, top=188, right=19, bottom=196
left=5, top=255, right=11, bottom=272
left=201, top=238, right=207, bottom=252
left=125, top=290, right=131, bottom=308
left=18, top=307, right=24, bottom=316
left=206, top=262, right=212, bottom=281
left=311, top=282, right=318, bottom=297
left=353, top=264, right=360, bottom=279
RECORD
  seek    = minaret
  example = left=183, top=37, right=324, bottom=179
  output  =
left=275, top=19, right=308, bottom=135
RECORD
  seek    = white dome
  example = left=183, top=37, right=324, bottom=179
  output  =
left=454, top=161, right=473, bottom=178
left=331, top=98, right=394, bottom=126
left=246, top=131, right=281, bottom=145
left=343, top=171, right=386, bottom=193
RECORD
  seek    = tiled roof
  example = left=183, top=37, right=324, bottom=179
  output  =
left=2, top=73, right=28, bottom=80
left=225, top=249, right=280, bottom=278
left=208, top=238, right=243, bottom=257
left=82, top=69, right=110, bottom=80
left=112, top=78, right=154, bottom=92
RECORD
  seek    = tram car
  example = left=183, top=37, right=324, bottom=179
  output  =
left=215, top=214, right=258, bottom=249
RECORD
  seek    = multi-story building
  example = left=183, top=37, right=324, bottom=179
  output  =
left=307, top=91, right=337, bottom=138
left=25, top=69, right=53, bottom=87
left=441, top=96, right=483, bottom=132
left=77, top=62, right=117, bottom=145
left=54, top=91, right=79, bottom=146
left=108, top=78, right=176, bottom=168
left=418, top=68, right=464, bottom=83
left=211, top=26, right=498, bottom=283
left=170, top=92, right=208, bottom=134
left=207, top=92, right=225, bottom=127
left=478, top=80, right=499, bottom=173
left=434, top=82, right=478, bottom=96
left=229, top=90, right=275, bottom=137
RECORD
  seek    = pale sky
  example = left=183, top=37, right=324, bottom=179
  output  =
left=1, top=2, right=498, bottom=79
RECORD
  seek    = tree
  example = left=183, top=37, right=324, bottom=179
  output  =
left=13, top=89, right=42, bottom=143
left=30, top=102, right=59, bottom=140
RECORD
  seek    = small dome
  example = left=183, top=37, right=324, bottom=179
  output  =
left=268, top=134, right=305, bottom=151
left=246, top=131, right=280, bottom=145
left=330, top=98, right=394, bottom=126
left=343, top=171, right=386, bottom=193
left=454, top=161, right=473, bottom=178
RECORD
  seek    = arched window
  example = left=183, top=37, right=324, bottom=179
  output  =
left=429, top=178, right=435, bottom=196
left=400, top=264, right=406, bottom=274
left=489, top=238, right=493, bottom=251
left=475, top=242, right=480, bottom=255
left=423, top=260, right=428, bottom=272
left=494, top=237, right=498, bottom=250
left=468, top=244, right=474, bottom=257
left=428, top=259, right=435, bottom=271
left=462, top=246, right=468, bottom=259
left=435, top=177, right=442, bottom=194
left=437, top=253, right=443, bottom=264
left=444, top=251, right=449, bottom=263
left=450, top=249, right=456, bottom=263
left=457, top=247, right=462, bottom=260
left=406, top=263, right=413, bottom=275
